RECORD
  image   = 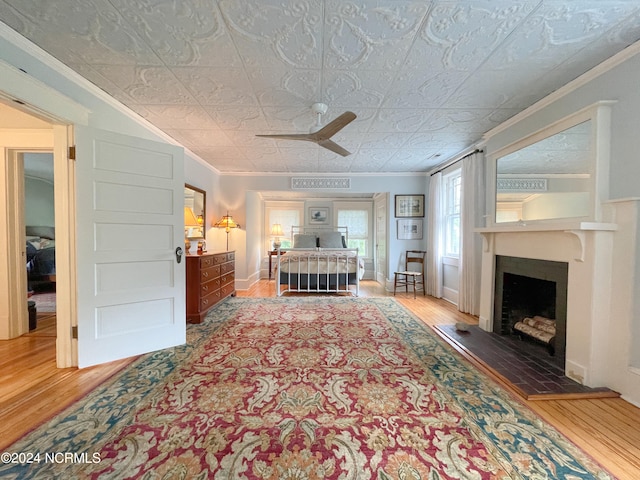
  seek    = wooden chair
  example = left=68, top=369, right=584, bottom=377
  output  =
left=393, top=250, right=426, bottom=298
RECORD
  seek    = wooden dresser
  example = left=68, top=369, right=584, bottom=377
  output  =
left=186, top=251, right=235, bottom=324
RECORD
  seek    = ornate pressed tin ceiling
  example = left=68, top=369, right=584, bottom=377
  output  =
left=1, top=1, right=640, bottom=174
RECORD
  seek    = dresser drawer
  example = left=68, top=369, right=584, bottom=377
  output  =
left=220, top=272, right=234, bottom=286
left=212, top=254, right=227, bottom=265
left=220, top=283, right=235, bottom=297
left=200, top=265, right=220, bottom=283
left=226, top=252, right=235, bottom=262
left=200, top=255, right=214, bottom=268
left=200, top=290, right=221, bottom=310
left=200, top=278, right=220, bottom=297
left=220, top=261, right=234, bottom=275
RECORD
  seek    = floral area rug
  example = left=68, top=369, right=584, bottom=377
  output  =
left=1, top=297, right=611, bottom=479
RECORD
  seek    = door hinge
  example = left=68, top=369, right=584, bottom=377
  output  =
left=68, top=146, right=76, bottom=160
left=71, top=325, right=78, bottom=339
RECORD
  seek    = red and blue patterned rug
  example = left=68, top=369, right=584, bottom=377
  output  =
left=1, top=297, right=611, bottom=478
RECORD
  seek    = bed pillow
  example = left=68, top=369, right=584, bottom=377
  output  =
left=318, top=231, right=344, bottom=248
left=293, top=234, right=317, bottom=248
left=26, top=237, right=42, bottom=250
left=40, top=239, right=55, bottom=249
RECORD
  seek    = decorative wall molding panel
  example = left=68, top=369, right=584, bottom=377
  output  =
left=291, top=177, right=351, bottom=190
left=497, top=179, right=548, bottom=192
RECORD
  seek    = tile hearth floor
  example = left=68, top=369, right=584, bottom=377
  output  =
left=434, top=324, right=618, bottom=400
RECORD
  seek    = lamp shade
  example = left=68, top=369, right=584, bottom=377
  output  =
left=184, top=207, right=200, bottom=227
left=185, top=207, right=204, bottom=246
left=270, top=223, right=284, bottom=237
left=214, top=211, right=240, bottom=251
left=213, top=212, right=240, bottom=232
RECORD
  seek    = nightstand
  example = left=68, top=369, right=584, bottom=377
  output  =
left=268, top=250, right=286, bottom=280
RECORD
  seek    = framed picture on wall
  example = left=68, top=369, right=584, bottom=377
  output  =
left=309, top=207, right=329, bottom=225
left=395, top=194, right=425, bottom=217
left=397, top=219, right=423, bottom=240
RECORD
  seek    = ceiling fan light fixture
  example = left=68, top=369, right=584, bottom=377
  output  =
left=311, top=102, right=328, bottom=116
left=310, top=102, right=328, bottom=132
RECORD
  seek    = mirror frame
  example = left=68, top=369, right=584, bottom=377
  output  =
left=487, top=101, right=613, bottom=227
left=185, top=183, right=206, bottom=236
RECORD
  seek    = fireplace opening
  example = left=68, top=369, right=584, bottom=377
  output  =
left=493, top=256, right=568, bottom=369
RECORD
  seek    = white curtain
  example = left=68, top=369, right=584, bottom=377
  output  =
left=458, top=151, right=486, bottom=315
left=426, top=172, right=444, bottom=298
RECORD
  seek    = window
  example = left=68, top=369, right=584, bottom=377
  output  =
left=444, top=170, right=461, bottom=257
left=265, top=202, right=303, bottom=251
left=335, top=202, right=372, bottom=257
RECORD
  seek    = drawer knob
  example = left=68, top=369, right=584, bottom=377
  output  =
left=203, top=272, right=208, bottom=278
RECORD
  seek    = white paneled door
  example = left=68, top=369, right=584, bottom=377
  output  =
left=75, top=127, right=186, bottom=367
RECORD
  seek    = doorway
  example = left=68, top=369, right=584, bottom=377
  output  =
left=24, top=152, right=57, bottom=337
left=0, top=98, right=75, bottom=368
left=0, top=102, right=56, bottom=349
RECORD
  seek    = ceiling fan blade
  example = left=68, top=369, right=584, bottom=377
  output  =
left=312, top=111, right=357, bottom=141
left=313, top=112, right=356, bottom=140
left=319, top=139, right=351, bottom=157
left=255, top=133, right=315, bottom=141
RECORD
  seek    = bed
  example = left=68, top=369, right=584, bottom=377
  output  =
left=25, top=226, right=56, bottom=292
left=275, top=226, right=364, bottom=296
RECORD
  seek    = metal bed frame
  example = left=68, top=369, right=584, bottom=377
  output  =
left=275, top=226, right=360, bottom=296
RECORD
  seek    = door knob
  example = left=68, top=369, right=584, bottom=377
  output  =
left=175, top=247, right=184, bottom=264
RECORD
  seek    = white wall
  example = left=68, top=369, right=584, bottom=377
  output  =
left=24, top=177, right=54, bottom=227
left=245, top=191, right=262, bottom=287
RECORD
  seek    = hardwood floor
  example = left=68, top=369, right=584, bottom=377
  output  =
left=2, top=280, right=640, bottom=478
left=0, top=313, right=133, bottom=450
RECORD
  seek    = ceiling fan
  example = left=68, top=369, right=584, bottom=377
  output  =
left=256, top=102, right=356, bottom=156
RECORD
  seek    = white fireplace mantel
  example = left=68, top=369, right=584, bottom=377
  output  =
left=476, top=221, right=617, bottom=234
left=476, top=222, right=617, bottom=262
left=476, top=222, right=617, bottom=387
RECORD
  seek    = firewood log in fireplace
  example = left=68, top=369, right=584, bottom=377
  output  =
left=513, top=316, right=556, bottom=355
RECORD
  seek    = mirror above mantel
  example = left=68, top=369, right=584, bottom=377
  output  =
left=496, top=120, right=591, bottom=223
left=490, top=101, right=613, bottom=226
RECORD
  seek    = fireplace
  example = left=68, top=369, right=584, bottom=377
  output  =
left=493, top=255, right=568, bottom=365
left=478, top=223, right=619, bottom=387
